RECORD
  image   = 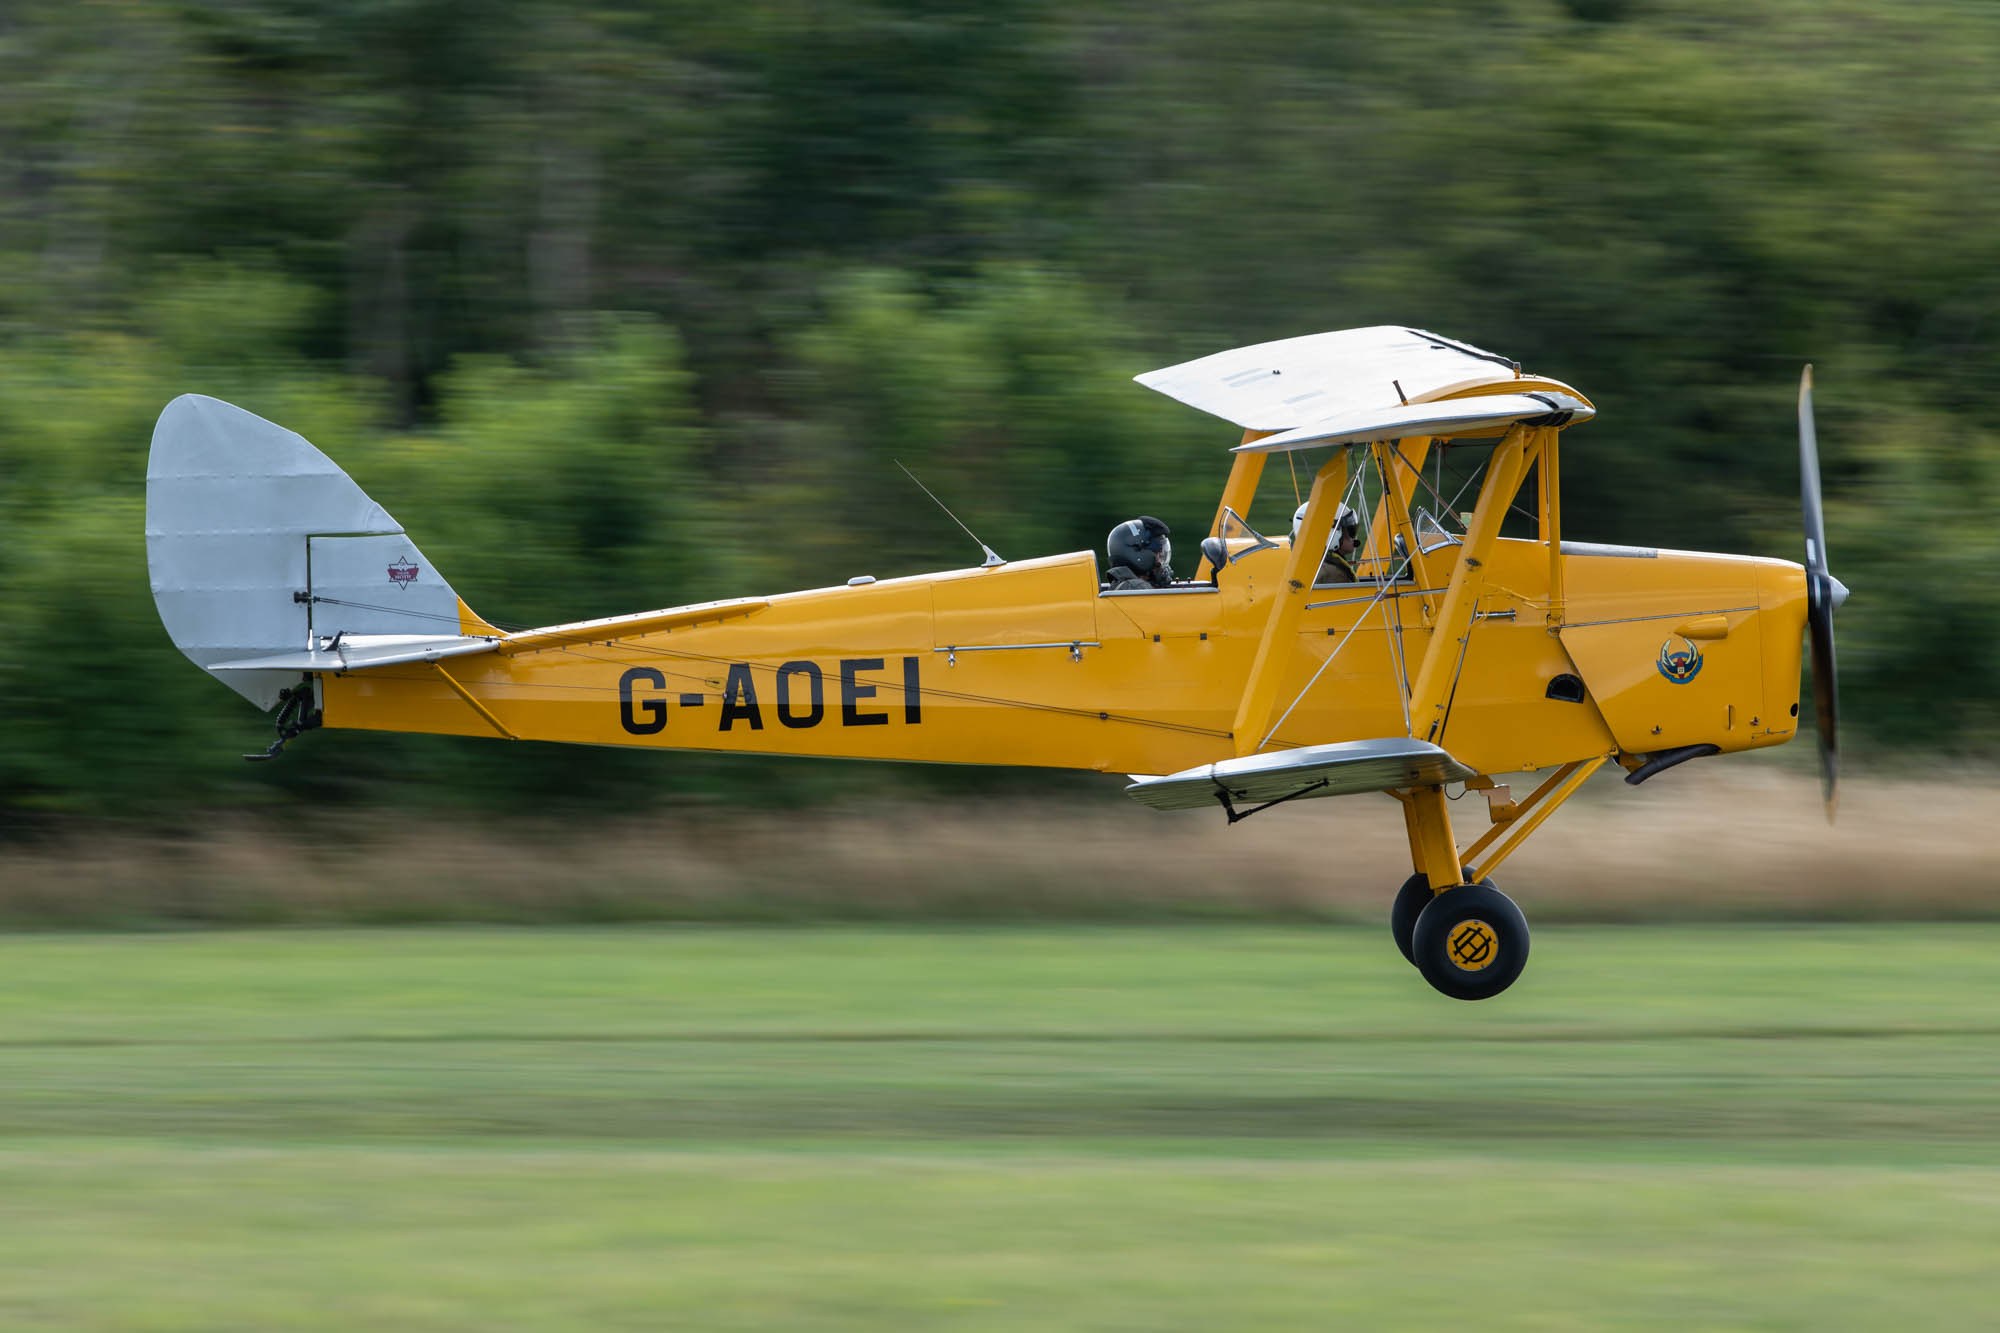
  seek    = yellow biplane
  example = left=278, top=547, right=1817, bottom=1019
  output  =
left=146, top=326, right=1844, bottom=999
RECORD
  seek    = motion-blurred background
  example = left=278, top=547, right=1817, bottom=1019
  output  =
left=3, top=5, right=1999, bottom=1328
left=5, top=0, right=1997, bottom=839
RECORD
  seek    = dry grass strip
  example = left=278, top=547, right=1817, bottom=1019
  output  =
left=2, top=766, right=1994, bottom=926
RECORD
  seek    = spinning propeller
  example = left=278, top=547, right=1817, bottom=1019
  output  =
left=1798, top=366, right=1849, bottom=821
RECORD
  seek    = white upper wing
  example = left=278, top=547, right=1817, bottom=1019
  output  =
left=1134, top=326, right=1523, bottom=431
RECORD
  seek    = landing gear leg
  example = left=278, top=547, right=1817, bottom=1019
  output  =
left=1394, top=784, right=1530, bottom=1000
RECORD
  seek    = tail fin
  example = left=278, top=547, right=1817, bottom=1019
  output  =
left=146, top=395, right=481, bottom=710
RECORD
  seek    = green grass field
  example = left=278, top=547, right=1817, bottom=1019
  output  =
left=3, top=925, right=1998, bottom=1330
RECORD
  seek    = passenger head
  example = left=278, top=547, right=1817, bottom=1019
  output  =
left=1292, top=501, right=1359, bottom=556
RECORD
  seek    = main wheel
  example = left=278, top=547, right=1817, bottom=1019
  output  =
left=1393, top=873, right=1497, bottom=967
left=1390, top=874, right=1431, bottom=965
left=1411, top=882, right=1530, bottom=1001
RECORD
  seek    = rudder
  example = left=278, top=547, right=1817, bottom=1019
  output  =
left=146, top=395, right=476, bottom=710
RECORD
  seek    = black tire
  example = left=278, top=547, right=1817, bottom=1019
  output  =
left=1411, top=882, right=1530, bottom=1001
left=1393, top=873, right=1497, bottom=966
left=1390, top=874, right=1431, bottom=965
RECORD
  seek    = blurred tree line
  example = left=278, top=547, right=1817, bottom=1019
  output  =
left=1, top=0, right=1995, bottom=824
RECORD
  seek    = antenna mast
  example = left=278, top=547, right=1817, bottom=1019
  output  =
left=894, top=459, right=1005, bottom=568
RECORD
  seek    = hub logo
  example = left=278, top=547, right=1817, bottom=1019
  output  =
left=1656, top=635, right=1703, bottom=684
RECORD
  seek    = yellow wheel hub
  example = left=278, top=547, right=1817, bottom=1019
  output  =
left=1446, top=919, right=1500, bottom=972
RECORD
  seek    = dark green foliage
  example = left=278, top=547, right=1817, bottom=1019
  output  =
left=0, top=0, right=1991, bottom=823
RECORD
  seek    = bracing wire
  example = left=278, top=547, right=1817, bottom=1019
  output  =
left=1258, top=541, right=1420, bottom=750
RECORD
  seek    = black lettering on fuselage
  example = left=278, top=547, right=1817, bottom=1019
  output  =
left=775, top=661, right=824, bottom=729
left=619, top=667, right=668, bottom=735
left=622, top=658, right=924, bottom=733
left=718, top=663, right=764, bottom=731
left=841, top=657, right=888, bottom=726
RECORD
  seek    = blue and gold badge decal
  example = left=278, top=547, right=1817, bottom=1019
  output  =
left=1656, top=635, right=1704, bottom=684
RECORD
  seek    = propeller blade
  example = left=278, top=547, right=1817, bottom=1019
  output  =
left=1798, top=365, right=1839, bottom=821
left=1800, top=365, right=1827, bottom=576
left=1808, top=577, right=1839, bottom=820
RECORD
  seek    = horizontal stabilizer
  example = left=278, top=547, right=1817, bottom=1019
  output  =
left=1125, top=738, right=1476, bottom=812
left=211, top=598, right=775, bottom=675
left=209, top=634, right=502, bottom=674
left=1233, top=392, right=1593, bottom=453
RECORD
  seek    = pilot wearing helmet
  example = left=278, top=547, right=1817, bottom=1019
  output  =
left=1105, top=515, right=1175, bottom=590
left=1294, top=500, right=1359, bottom=584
